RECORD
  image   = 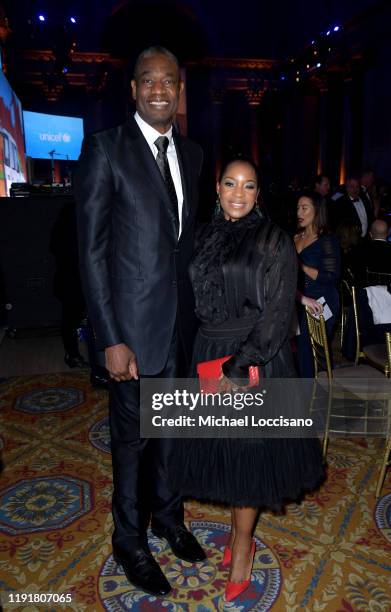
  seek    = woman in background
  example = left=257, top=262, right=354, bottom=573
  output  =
left=295, top=191, right=340, bottom=376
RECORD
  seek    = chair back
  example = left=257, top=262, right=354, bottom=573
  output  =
left=386, top=332, right=391, bottom=373
left=342, top=280, right=361, bottom=364
left=366, top=269, right=391, bottom=287
left=305, top=307, right=333, bottom=379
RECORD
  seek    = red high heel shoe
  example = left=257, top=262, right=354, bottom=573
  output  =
left=224, top=540, right=256, bottom=602
left=222, top=545, right=231, bottom=567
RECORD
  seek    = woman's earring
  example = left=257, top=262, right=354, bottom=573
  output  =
left=254, top=201, right=263, bottom=217
left=215, top=194, right=221, bottom=216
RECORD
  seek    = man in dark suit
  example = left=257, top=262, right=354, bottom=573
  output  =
left=330, top=176, right=374, bottom=237
left=74, top=46, right=205, bottom=597
left=352, top=219, right=391, bottom=284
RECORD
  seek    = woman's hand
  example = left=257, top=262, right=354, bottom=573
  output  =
left=301, top=295, right=323, bottom=315
left=218, top=373, right=247, bottom=393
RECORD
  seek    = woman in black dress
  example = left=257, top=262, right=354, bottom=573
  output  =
left=173, top=157, right=325, bottom=602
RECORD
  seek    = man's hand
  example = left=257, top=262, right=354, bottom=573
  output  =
left=105, top=343, right=139, bottom=382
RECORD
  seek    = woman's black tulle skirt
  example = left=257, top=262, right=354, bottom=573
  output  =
left=170, top=321, right=326, bottom=510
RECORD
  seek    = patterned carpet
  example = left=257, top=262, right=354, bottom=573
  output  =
left=0, top=371, right=390, bottom=611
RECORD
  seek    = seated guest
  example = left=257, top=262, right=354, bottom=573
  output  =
left=329, top=176, right=374, bottom=237
left=352, top=219, right=391, bottom=285
left=294, top=192, right=340, bottom=377
left=336, top=221, right=360, bottom=282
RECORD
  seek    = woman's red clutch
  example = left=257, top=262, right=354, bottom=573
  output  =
left=196, top=356, right=260, bottom=393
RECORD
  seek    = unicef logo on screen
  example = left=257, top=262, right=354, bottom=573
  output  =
left=39, top=131, right=72, bottom=143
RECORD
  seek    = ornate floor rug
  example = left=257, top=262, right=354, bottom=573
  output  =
left=0, top=372, right=390, bottom=611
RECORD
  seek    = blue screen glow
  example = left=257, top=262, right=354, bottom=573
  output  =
left=23, top=110, right=84, bottom=161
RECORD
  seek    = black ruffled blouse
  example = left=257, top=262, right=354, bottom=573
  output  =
left=190, top=210, right=298, bottom=380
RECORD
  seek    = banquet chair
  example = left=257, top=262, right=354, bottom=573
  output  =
left=376, top=332, right=391, bottom=496
left=339, top=269, right=355, bottom=351
left=366, top=269, right=391, bottom=287
left=343, top=280, right=390, bottom=376
left=305, top=308, right=390, bottom=496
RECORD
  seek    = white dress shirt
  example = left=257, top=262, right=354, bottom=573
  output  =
left=134, top=112, right=184, bottom=235
left=351, top=197, right=368, bottom=237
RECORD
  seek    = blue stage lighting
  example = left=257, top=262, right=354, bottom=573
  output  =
left=333, top=26, right=340, bottom=32
left=70, top=17, right=76, bottom=23
left=326, top=30, right=331, bottom=36
left=316, top=62, right=322, bottom=68
left=38, top=14, right=45, bottom=22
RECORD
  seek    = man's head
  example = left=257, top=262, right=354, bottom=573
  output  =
left=345, top=176, right=360, bottom=199
left=369, top=219, right=388, bottom=241
left=361, top=169, right=375, bottom=189
left=131, top=46, right=183, bottom=134
left=314, top=174, right=330, bottom=197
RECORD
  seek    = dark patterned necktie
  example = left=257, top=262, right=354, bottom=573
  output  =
left=154, top=136, right=179, bottom=235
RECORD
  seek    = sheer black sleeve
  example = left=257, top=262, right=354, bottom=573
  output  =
left=222, top=226, right=297, bottom=381
left=316, top=234, right=340, bottom=285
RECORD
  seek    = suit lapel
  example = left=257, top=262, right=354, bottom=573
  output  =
left=173, top=130, right=190, bottom=225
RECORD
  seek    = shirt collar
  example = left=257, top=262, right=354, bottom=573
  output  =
left=134, top=112, right=173, bottom=150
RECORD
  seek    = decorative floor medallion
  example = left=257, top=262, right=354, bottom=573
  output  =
left=89, top=417, right=111, bottom=453
left=375, top=492, right=391, bottom=544
left=0, top=475, right=92, bottom=535
left=98, top=521, right=281, bottom=611
left=14, top=387, right=84, bottom=414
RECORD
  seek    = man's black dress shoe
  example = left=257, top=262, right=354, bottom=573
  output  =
left=64, top=353, right=88, bottom=369
left=90, top=372, right=109, bottom=389
left=152, top=523, right=206, bottom=563
left=113, top=547, right=171, bottom=597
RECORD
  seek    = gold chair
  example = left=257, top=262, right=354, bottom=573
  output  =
left=305, top=308, right=391, bottom=496
left=366, top=269, right=391, bottom=287
left=339, top=268, right=355, bottom=351
left=343, top=281, right=390, bottom=377
left=376, top=332, right=391, bottom=496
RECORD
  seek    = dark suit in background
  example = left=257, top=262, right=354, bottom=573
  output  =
left=330, top=191, right=374, bottom=236
left=352, top=239, right=391, bottom=285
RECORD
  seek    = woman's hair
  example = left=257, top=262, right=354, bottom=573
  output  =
left=298, top=190, right=329, bottom=235
left=218, top=155, right=260, bottom=184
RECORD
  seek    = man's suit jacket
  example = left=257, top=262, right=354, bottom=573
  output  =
left=352, top=240, right=391, bottom=285
left=329, top=192, right=374, bottom=235
left=74, top=116, right=203, bottom=374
